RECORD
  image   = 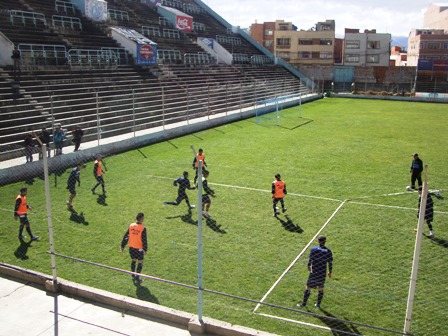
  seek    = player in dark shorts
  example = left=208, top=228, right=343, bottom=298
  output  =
left=66, top=163, right=83, bottom=209
left=198, top=170, right=214, bottom=218
left=298, top=236, right=333, bottom=308
left=164, top=171, right=196, bottom=210
left=120, top=213, right=148, bottom=285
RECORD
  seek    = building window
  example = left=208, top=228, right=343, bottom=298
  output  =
left=345, top=40, right=360, bottom=49
left=264, top=40, right=273, bottom=48
left=320, top=39, right=332, bottom=46
left=320, top=52, right=333, bottom=59
left=427, top=42, right=440, bottom=49
left=276, top=51, right=290, bottom=59
left=299, top=39, right=313, bottom=45
left=299, top=52, right=311, bottom=59
left=278, top=24, right=289, bottom=31
left=367, top=54, right=379, bottom=63
left=265, top=30, right=273, bottom=36
left=345, top=54, right=359, bottom=62
left=276, top=38, right=290, bottom=46
left=368, top=41, right=380, bottom=49
left=444, top=42, right=448, bottom=49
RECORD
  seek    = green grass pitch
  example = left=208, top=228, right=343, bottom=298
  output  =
left=0, top=98, right=447, bottom=335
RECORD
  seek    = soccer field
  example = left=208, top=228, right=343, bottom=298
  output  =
left=0, top=98, right=447, bottom=335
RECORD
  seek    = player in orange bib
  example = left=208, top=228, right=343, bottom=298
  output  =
left=192, top=148, right=207, bottom=185
left=14, top=187, right=39, bottom=241
left=272, top=173, right=287, bottom=217
left=92, top=154, right=106, bottom=195
left=120, top=213, right=147, bottom=285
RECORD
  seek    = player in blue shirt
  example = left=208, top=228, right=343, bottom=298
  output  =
left=298, top=236, right=333, bottom=308
left=164, top=171, right=196, bottom=210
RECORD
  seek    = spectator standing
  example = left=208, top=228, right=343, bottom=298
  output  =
left=38, top=127, right=51, bottom=159
left=91, top=154, right=107, bottom=195
left=408, top=153, right=423, bottom=191
left=193, top=148, right=207, bottom=185
left=272, top=174, right=287, bottom=217
left=71, top=125, right=84, bottom=151
left=164, top=171, right=196, bottom=210
left=417, top=186, right=435, bottom=238
left=66, top=163, right=83, bottom=209
left=11, top=46, right=21, bottom=75
left=120, top=213, right=148, bottom=285
left=53, top=125, right=66, bottom=156
left=14, top=187, right=39, bottom=241
left=298, top=236, right=333, bottom=308
left=24, top=133, right=34, bottom=163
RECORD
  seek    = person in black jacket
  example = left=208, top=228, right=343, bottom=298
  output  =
left=164, top=171, right=196, bottom=210
left=417, top=187, right=434, bottom=238
left=408, top=153, right=423, bottom=190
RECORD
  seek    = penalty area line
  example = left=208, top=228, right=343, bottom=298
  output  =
left=147, top=175, right=342, bottom=202
left=253, top=200, right=347, bottom=313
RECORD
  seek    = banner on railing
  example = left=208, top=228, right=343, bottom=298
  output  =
left=71, top=0, right=107, bottom=22
left=157, top=5, right=192, bottom=32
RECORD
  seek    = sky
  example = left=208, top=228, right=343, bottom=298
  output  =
left=201, top=0, right=438, bottom=37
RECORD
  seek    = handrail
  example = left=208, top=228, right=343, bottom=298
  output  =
left=10, top=10, right=47, bottom=28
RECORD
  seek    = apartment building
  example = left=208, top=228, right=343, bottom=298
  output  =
left=423, top=4, right=448, bottom=32
left=250, top=19, right=335, bottom=66
left=343, top=29, right=391, bottom=67
left=407, top=29, right=448, bottom=66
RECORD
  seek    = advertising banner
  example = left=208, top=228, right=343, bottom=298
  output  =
left=137, top=44, right=157, bottom=65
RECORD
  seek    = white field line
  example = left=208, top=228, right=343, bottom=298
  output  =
left=253, top=200, right=347, bottom=313
left=256, top=313, right=344, bottom=335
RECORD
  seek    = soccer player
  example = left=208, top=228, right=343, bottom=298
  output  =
left=408, top=153, right=423, bottom=190
left=92, top=154, right=107, bottom=195
left=14, top=187, right=39, bottom=241
left=192, top=148, right=207, bottom=185
left=66, top=163, right=83, bottom=209
left=272, top=173, right=287, bottom=217
left=164, top=171, right=196, bottom=210
left=120, top=213, right=148, bottom=285
left=417, top=186, right=435, bottom=238
left=298, top=236, right=333, bottom=308
left=198, top=169, right=214, bottom=218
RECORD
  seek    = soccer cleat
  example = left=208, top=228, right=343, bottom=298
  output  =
left=202, top=211, right=210, bottom=218
left=429, top=231, right=434, bottom=238
left=297, top=303, right=306, bottom=307
left=31, top=236, right=39, bottom=241
left=163, top=202, right=167, bottom=206
left=282, top=208, right=287, bottom=213
left=66, top=201, right=73, bottom=209
left=315, top=303, right=320, bottom=308
left=19, top=235, right=26, bottom=239
left=91, top=188, right=95, bottom=194
left=273, top=212, right=279, bottom=217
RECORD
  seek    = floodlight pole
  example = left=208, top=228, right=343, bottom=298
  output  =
left=42, top=144, right=58, bottom=284
left=196, top=160, right=204, bottom=322
left=403, top=165, right=428, bottom=335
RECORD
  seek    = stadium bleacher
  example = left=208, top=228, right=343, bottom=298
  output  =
left=0, top=0, right=310, bottom=161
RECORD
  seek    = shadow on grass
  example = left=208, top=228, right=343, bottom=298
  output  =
left=14, top=237, right=32, bottom=260
left=205, top=217, right=226, bottom=234
left=68, top=208, right=89, bottom=225
left=275, top=215, right=303, bottom=233
left=317, top=307, right=363, bottom=336
left=166, top=209, right=197, bottom=226
left=428, top=235, right=448, bottom=248
left=135, top=284, right=159, bottom=304
left=96, top=194, right=108, bottom=206
left=166, top=210, right=226, bottom=233
left=137, top=148, right=148, bottom=158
